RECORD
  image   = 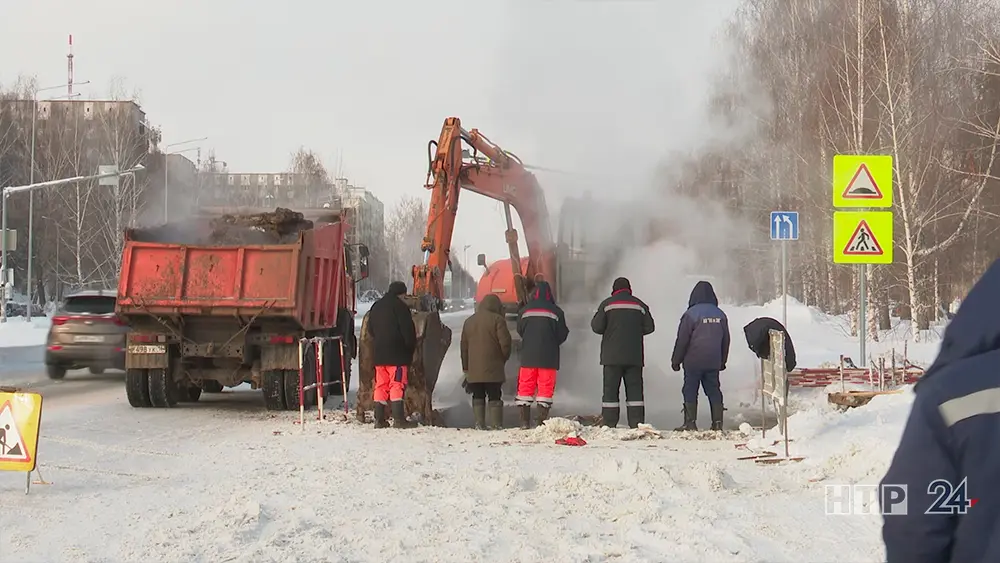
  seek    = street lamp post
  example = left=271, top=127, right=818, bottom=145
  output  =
left=463, top=244, right=471, bottom=299
left=163, top=138, right=207, bottom=222
left=1, top=164, right=145, bottom=322
left=25, top=80, right=90, bottom=320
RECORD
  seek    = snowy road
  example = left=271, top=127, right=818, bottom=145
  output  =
left=0, top=299, right=927, bottom=562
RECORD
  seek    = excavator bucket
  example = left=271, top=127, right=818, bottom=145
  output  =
left=356, top=304, right=451, bottom=426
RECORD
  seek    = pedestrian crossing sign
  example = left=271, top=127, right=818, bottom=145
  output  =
left=0, top=392, right=42, bottom=473
left=833, top=212, right=893, bottom=264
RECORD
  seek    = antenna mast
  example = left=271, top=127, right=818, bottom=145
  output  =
left=67, top=34, right=75, bottom=96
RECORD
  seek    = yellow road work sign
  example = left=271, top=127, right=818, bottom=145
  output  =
left=833, top=155, right=893, bottom=208
left=833, top=212, right=894, bottom=264
left=0, top=391, right=42, bottom=472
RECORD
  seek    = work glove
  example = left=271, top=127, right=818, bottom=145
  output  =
left=671, top=363, right=681, bottom=372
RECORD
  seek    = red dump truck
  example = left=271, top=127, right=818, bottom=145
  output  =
left=115, top=208, right=369, bottom=411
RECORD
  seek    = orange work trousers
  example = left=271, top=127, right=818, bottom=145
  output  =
left=374, top=365, right=408, bottom=404
left=515, top=367, right=558, bottom=407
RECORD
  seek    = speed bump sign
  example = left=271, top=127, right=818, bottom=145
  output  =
left=0, top=391, right=42, bottom=473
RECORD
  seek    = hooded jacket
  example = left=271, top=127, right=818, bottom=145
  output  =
left=460, top=294, right=512, bottom=384
left=670, top=281, right=730, bottom=371
left=743, top=317, right=796, bottom=372
left=516, top=281, right=569, bottom=370
left=366, top=281, right=417, bottom=366
left=591, top=277, right=655, bottom=366
left=881, top=259, right=1000, bottom=563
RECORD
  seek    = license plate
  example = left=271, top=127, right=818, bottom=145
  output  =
left=74, top=335, right=105, bottom=343
left=128, top=345, right=165, bottom=354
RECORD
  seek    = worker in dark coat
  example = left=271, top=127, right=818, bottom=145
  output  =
left=881, top=259, right=1000, bottom=563
left=743, top=317, right=797, bottom=372
left=365, top=280, right=417, bottom=429
left=671, top=280, right=730, bottom=431
left=515, top=280, right=569, bottom=429
left=460, top=294, right=512, bottom=430
left=590, top=276, right=655, bottom=428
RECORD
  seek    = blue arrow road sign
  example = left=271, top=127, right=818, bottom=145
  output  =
left=770, top=211, right=799, bottom=241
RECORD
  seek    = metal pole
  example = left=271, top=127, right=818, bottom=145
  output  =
left=26, top=98, right=37, bottom=320
left=781, top=239, right=788, bottom=328
left=1, top=190, right=8, bottom=322
left=164, top=156, right=169, bottom=223
left=859, top=263, right=868, bottom=366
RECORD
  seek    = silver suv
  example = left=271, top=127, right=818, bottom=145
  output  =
left=44, top=290, right=127, bottom=379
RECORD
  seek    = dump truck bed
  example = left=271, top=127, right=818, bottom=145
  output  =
left=116, top=221, right=350, bottom=332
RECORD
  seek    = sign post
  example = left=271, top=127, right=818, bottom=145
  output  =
left=833, top=155, right=894, bottom=366
left=769, top=211, right=799, bottom=328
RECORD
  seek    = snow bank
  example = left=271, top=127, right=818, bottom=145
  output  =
left=0, top=316, right=52, bottom=348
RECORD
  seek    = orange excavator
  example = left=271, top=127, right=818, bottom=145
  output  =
left=355, top=117, right=563, bottom=424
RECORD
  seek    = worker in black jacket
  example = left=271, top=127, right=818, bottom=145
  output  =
left=365, top=281, right=417, bottom=429
left=515, top=280, right=569, bottom=428
left=591, top=277, right=655, bottom=428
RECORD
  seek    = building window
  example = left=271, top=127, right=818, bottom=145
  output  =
left=241, top=175, right=250, bottom=186
left=228, top=175, right=235, bottom=185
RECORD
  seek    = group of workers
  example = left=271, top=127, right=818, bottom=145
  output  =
left=364, top=275, right=732, bottom=432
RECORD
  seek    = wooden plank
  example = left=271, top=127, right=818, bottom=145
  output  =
left=828, top=390, right=903, bottom=408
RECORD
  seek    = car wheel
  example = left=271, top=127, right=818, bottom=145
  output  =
left=89, top=367, right=105, bottom=375
left=47, top=365, right=67, bottom=380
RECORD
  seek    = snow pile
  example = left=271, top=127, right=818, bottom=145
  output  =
left=0, top=316, right=52, bottom=348
left=521, top=416, right=666, bottom=443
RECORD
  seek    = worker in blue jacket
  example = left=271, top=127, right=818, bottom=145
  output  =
left=881, top=259, right=1000, bottom=563
left=670, top=280, right=730, bottom=431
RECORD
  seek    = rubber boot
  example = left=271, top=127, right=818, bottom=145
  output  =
left=602, top=406, right=621, bottom=428
left=710, top=402, right=724, bottom=431
left=472, top=398, right=487, bottom=430
left=536, top=404, right=551, bottom=426
left=626, top=405, right=645, bottom=429
left=391, top=400, right=416, bottom=429
left=374, top=403, right=389, bottom=428
left=674, top=402, right=698, bottom=431
left=488, top=400, right=504, bottom=430
left=518, top=405, right=531, bottom=429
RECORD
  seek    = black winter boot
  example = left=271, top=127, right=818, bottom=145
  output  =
left=391, top=400, right=416, bottom=429
left=374, top=403, right=389, bottom=428
left=710, top=402, right=724, bottom=431
left=472, top=398, right=487, bottom=430
left=488, top=400, right=504, bottom=430
left=602, top=406, right=621, bottom=428
left=626, top=405, right=645, bottom=429
left=536, top=404, right=551, bottom=426
left=674, top=402, right=698, bottom=431
left=518, top=405, right=531, bottom=429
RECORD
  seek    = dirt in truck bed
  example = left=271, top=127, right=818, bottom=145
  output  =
left=129, top=208, right=315, bottom=245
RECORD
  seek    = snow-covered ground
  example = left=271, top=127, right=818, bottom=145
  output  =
left=0, top=296, right=943, bottom=562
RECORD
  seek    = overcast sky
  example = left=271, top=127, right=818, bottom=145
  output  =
left=1, top=0, right=741, bottom=264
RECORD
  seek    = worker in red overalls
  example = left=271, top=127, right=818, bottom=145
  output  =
left=515, top=280, right=570, bottom=428
left=365, top=281, right=417, bottom=428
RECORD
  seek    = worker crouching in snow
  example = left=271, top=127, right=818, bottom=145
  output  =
left=591, top=277, right=655, bottom=428
left=515, top=280, right=569, bottom=429
left=742, top=317, right=797, bottom=372
left=365, top=281, right=417, bottom=429
left=460, top=294, right=512, bottom=430
left=880, top=259, right=1000, bottom=563
left=671, top=280, right=730, bottom=431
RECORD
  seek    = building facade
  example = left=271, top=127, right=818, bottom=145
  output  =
left=336, top=178, right=386, bottom=293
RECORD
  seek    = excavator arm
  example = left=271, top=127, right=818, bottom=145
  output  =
left=411, top=117, right=556, bottom=311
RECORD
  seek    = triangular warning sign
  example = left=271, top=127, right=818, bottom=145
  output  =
left=0, top=401, right=30, bottom=463
left=842, top=163, right=884, bottom=199
left=843, top=220, right=884, bottom=255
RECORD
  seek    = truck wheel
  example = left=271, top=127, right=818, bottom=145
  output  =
left=126, top=369, right=152, bottom=408
left=202, top=380, right=224, bottom=393
left=46, top=365, right=67, bottom=380
left=148, top=368, right=178, bottom=408
left=262, top=370, right=286, bottom=411
left=179, top=386, right=202, bottom=402
left=284, top=370, right=315, bottom=410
